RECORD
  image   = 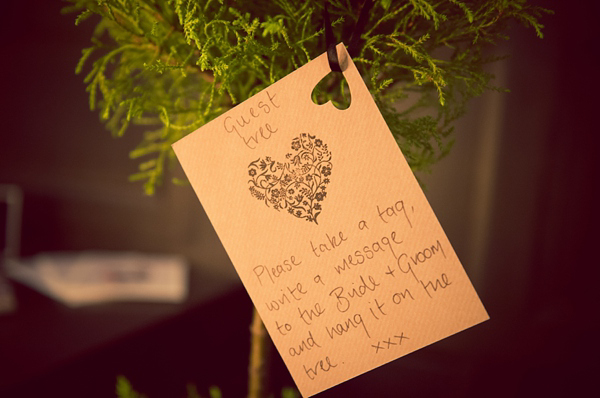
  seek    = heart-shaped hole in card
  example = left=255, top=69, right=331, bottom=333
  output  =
left=311, top=71, right=351, bottom=110
left=248, top=134, right=332, bottom=224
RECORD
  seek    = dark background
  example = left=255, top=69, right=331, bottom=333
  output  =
left=1, top=1, right=598, bottom=397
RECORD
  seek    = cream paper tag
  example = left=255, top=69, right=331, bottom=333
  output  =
left=173, top=43, right=488, bottom=397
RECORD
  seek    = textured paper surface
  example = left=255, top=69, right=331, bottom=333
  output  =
left=173, top=44, right=488, bottom=397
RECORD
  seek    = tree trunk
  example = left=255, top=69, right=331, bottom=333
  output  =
left=248, top=307, right=271, bottom=398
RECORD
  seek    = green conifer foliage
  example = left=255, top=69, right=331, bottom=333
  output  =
left=64, top=0, right=549, bottom=195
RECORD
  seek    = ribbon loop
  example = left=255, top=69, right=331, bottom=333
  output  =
left=323, top=0, right=374, bottom=72
left=324, top=2, right=342, bottom=72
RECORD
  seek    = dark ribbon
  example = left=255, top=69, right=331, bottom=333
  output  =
left=324, top=0, right=374, bottom=72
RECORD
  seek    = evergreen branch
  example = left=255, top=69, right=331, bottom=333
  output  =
left=65, top=0, right=550, bottom=194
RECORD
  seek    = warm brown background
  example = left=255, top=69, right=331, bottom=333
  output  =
left=1, top=1, right=597, bottom=397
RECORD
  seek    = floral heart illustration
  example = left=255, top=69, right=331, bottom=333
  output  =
left=248, top=134, right=332, bottom=224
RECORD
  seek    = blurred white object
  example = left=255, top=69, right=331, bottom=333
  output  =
left=6, top=252, right=188, bottom=307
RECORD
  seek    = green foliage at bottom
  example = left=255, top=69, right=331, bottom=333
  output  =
left=115, top=376, right=298, bottom=398
left=116, top=376, right=146, bottom=398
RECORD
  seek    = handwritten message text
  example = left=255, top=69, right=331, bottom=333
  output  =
left=250, top=197, right=457, bottom=383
